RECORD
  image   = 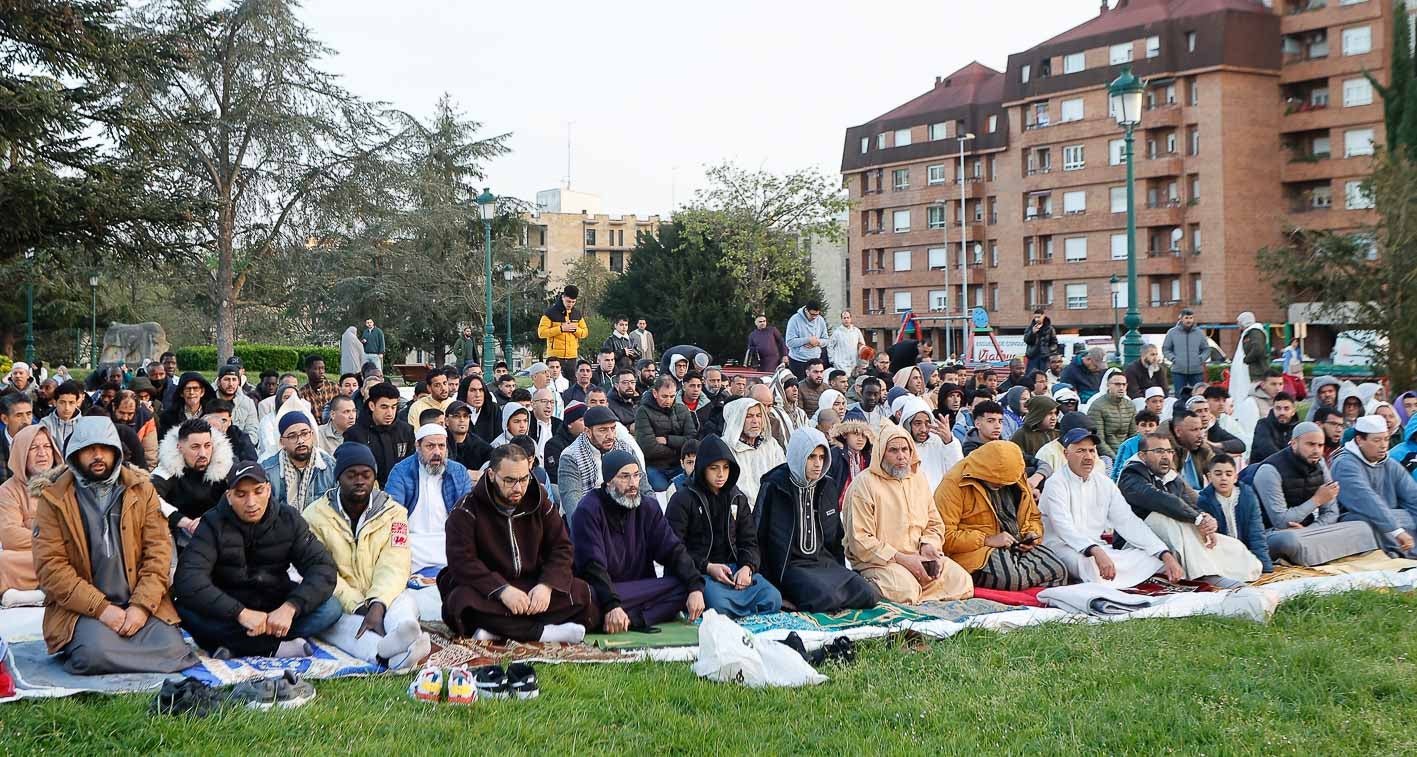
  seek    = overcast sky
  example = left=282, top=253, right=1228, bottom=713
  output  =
left=302, top=0, right=1104, bottom=215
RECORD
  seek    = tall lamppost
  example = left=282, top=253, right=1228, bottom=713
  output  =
left=23, top=249, right=35, bottom=365
left=956, top=131, right=975, bottom=360
left=503, top=265, right=516, bottom=366
left=1109, top=274, right=1121, bottom=354
left=476, top=188, right=497, bottom=375
left=1109, top=66, right=1146, bottom=366
left=88, top=272, right=99, bottom=368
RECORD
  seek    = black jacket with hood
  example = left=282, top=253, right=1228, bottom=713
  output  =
left=343, top=415, right=415, bottom=487
left=754, top=428, right=847, bottom=585
left=665, top=435, right=759, bottom=573
left=157, top=372, right=215, bottom=439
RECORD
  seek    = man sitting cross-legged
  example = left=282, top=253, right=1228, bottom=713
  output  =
left=32, top=417, right=197, bottom=674
left=173, top=461, right=342, bottom=658
left=439, top=443, right=599, bottom=643
left=1038, top=428, right=1185, bottom=588
left=572, top=451, right=706, bottom=633
left=304, top=443, right=431, bottom=670
left=843, top=422, right=973, bottom=604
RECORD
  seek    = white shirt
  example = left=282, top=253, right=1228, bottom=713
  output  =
left=409, top=466, right=448, bottom=573
left=1038, top=464, right=1168, bottom=557
left=915, top=429, right=963, bottom=491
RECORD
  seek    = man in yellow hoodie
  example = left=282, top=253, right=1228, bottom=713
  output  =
left=303, top=443, right=430, bottom=671
left=537, top=286, right=588, bottom=384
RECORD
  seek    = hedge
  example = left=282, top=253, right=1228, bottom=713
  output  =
left=174, top=344, right=343, bottom=374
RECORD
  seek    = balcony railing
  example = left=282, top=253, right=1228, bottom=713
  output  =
left=1284, top=100, right=1329, bottom=115
left=1025, top=166, right=1053, bottom=176
left=1024, top=210, right=1053, bottom=221
left=1147, top=247, right=1183, bottom=258
left=1286, top=1, right=1327, bottom=15
left=1145, top=199, right=1182, bottom=209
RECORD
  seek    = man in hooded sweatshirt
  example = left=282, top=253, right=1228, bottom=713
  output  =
left=1392, top=412, right=1417, bottom=484
left=666, top=434, right=782, bottom=617
left=1332, top=415, right=1417, bottom=558
left=784, top=302, right=829, bottom=379
left=722, top=397, right=786, bottom=506
left=844, top=422, right=973, bottom=604
left=571, top=451, right=706, bottom=632
left=32, top=417, right=197, bottom=674
left=1012, top=394, right=1061, bottom=459
left=343, top=382, right=414, bottom=487
left=1305, top=375, right=1342, bottom=422
left=935, top=440, right=1069, bottom=591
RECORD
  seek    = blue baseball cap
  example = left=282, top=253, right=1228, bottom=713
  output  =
left=1061, top=427, right=1102, bottom=448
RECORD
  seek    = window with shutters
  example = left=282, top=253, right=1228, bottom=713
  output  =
left=1146, top=36, right=1160, bottom=58
left=893, top=291, right=912, bottom=313
left=1063, top=190, right=1086, bottom=214
left=1062, top=145, right=1085, bottom=171
left=1343, top=78, right=1373, bottom=107
left=1059, top=98, right=1084, bottom=122
left=1110, top=43, right=1132, bottom=65
left=1064, top=237, right=1087, bottom=262
left=1111, top=233, right=1128, bottom=260
left=1345, top=128, right=1375, bottom=157
left=1063, top=53, right=1085, bottom=74
left=1110, top=139, right=1126, bottom=165
left=928, top=247, right=948, bottom=269
left=893, top=209, right=910, bottom=232
left=1065, top=283, right=1088, bottom=310
left=1341, top=26, right=1371, bottom=56
left=1110, top=186, right=1127, bottom=213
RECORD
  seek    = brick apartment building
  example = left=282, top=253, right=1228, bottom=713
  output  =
left=841, top=0, right=1400, bottom=355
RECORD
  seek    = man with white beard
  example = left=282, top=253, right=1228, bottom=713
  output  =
left=383, top=424, right=472, bottom=577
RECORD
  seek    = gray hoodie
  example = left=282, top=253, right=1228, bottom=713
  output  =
left=1305, top=376, right=1342, bottom=421
left=64, top=416, right=130, bottom=604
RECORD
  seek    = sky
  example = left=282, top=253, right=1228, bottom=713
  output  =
left=301, top=0, right=1105, bottom=216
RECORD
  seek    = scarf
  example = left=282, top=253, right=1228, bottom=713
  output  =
left=279, top=451, right=317, bottom=510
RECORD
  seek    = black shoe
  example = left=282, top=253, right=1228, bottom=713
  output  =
left=472, top=665, right=509, bottom=699
left=507, top=662, right=539, bottom=700
left=776, top=632, right=824, bottom=666
left=824, top=636, right=856, bottom=665
left=151, top=678, right=220, bottom=718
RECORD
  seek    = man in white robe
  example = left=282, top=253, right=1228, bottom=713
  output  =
left=1039, top=428, right=1185, bottom=588
left=896, top=396, right=962, bottom=492
left=721, top=397, right=785, bottom=507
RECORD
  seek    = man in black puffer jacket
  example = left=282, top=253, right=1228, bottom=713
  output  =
left=342, top=381, right=414, bottom=487
left=172, top=461, right=341, bottom=658
left=634, top=375, right=699, bottom=491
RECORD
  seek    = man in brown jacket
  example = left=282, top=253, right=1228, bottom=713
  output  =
left=32, top=417, right=195, bottom=674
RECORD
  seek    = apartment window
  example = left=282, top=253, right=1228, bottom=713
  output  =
left=1166, top=133, right=1177, bottom=154
left=1165, top=84, right=1177, bottom=104
left=987, top=114, right=998, bottom=133
left=929, top=122, right=948, bottom=141
left=927, top=165, right=946, bottom=185
left=584, top=228, right=596, bottom=246
left=989, top=283, right=999, bottom=311
left=1063, top=190, right=1086, bottom=214
left=927, top=205, right=947, bottom=229
left=1343, top=78, right=1373, bottom=107
left=1189, top=175, right=1200, bottom=202
left=928, top=247, right=949, bottom=270
left=609, top=252, right=624, bottom=273
left=988, top=156, right=997, bottom=181
left=1346, top=180, right=1374, bottom=209
left=1109, top=43, right=1132, bottom=65
left=1063, top=52, right=1085, bottom=74
left=1191, top=274, right=1203, bottom=305
left=1352, top=234, right=1378, bottom=260
left=1146, top=36, right=1160, bottom=58
left=1060, top=98, right=1084, bottom=122
left=972, top=158, right=982, bottom=178
left=1312, top=186, right=1333, bottom=208
left=892, top=168, right=909, bottom=190
left=860, top=137, right=869, bottom=154
left=1021, top=64, right=1031, bottom=84
left=894, top=129, right=912, bottom=147
left=1064, top=237, right=1087, bottom=262
left=1110, top=186, right=1128, bottom=213
left=893, top=249, right=912, bottom=271
left=1033, top=102, right=1049, bottom=127
left=1109, top=139, right=1126, bottom=165
left=1042, top=281, right=1054, bottom=305
left=1062, top=145, right=1085, bottom=171
left=989, top=241, right=999, bottom=267
left=1339, top=0, right=1368, bottom=5
left=1111, top=233, right=1128, bottom=260
left=1065, top=283, right=1089, bottom=310
left=1345, top=128, right=1375, bottom=157
left=1312, top=87, right=1330, bottom=107
left=877, top=133, right=887, bottom=149
left=1186, top=31, right=1197, bottom=53
left=893, top=291, right=912, bottom=313
left=1341, top=26, right=1372, bottom=56
left=928, top=289, right=949, bottom=312
left=1147, top=138, right=1157, bottom=159
left=1188, top=127, right=1200, bottom=156
left=892, top=209, right=910, bottom=232
left=1042, top=236, right=1055, bottom=260
left=1188, top=79, right=1199, bottom=106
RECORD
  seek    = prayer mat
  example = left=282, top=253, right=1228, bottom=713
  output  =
left=799, top=601, right=936, bottom=630
left=1253, top=551, right=1417, bottom=586
left=971, top=587, right=1046, bottom=607
left=425, top=633, right=641, bottom=668
left=732, top=612, right=822, bottom=635
left=908, top=598, right=1017, bottom=622
left=586, top=621, right=700, bottom=650
left=1252, top=564, right=1328, bottom=586
left=1125, top=577, right=1216, bottom=597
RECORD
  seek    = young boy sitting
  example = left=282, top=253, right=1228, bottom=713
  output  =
left=1196, top=454, right=1273, bottom=574
left=665, top=439, right=698, bottom=500
left=1111, top=410, right=1160, bottom=481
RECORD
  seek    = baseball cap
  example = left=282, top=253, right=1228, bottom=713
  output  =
left=1061, top=427, right=1102, bottom=448
left=227, top=461, right=269, bottom=487
left=218, top=364, right=241, bottom=378
left=445, top=400, right=472, bottom=416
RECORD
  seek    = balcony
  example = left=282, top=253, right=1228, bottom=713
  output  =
left=1281, top=102, right=1380, bottom=133
left=1282, top=49, right=1384, bottom=84
left=1136, top=204, right=1185, bottom=226
left=1140, top=105, right=1182, bottom=129
left=1282, top=153, right=1376, bottom=182
left=1135, top=156, right=1183, bottom=179
left=1281, top=0, right=1382, bottom=36
left=1018, top=116, right=1106, bottom=148
left=1024, top=210, right=1054, bottom=223
left=1146, top=247, right=1183, bottom=258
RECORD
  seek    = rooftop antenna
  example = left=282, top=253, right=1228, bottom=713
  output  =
left=564, top=121, right=574, bottom=189
left=671, top=164, right=678, bottom=213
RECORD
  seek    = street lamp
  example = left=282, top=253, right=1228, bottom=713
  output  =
left=476, top=188, right=497, bottom=376
left=503, top=266, right=516, bottom=366
left=1109, top=66, right=1146, bottom=366
left=88, top=272, right=99, bottom=369
left=1109, top=274, right=1121, bottom=356
left=23, top=249, right=35, bottom=365
left=956, top=131, right=975, bottom=360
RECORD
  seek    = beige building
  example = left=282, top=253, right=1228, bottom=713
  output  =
left=524, top=188, right=662, bottom=285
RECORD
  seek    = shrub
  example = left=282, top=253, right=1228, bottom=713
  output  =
left=173, top=343, right=343, bottom=373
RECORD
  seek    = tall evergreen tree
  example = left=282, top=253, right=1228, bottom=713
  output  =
left=1372, top=1, right=1414, bottom=155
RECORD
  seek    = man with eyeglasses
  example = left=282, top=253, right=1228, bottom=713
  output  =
left=608, top=368, right=640, bottom=428
left=259, top=412, right=335, bottom=511
left=527, top=387, right=562, bottom=462
left=1314, top=407, right=1346, bottom=464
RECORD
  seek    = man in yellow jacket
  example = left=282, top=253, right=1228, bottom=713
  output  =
left=303, top=443, right=430, bottom=671
left=537, top=286, right=588, bottom=384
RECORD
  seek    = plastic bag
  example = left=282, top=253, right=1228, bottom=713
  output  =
left=692, top=610, right=826, bottom=688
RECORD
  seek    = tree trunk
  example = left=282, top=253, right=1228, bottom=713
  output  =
left=215, top=200, right=236, bottom=364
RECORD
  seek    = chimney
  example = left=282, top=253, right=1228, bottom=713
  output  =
left=1100, top=0, right=1108, bottom=14
left=935, top=75, right=942, bottom=85
left=1117, top=0, right=1129, bottom=7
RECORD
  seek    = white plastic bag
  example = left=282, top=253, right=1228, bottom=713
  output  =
left=692, top=610, right=826, bottom=688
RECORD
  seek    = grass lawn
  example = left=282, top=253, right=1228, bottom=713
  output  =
left=3, top=590, right=1416, bottom=754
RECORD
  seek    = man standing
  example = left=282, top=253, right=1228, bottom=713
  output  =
left=453, top=326, right=479, bottom=371
left=383, top=424, right=473, bottom=578
left=1088, top=371, right=1137, bottom=461
left=260, top=412, right=335, bottom=512
left=634, top=376, right=698, bottom=491
left=440, top=444, right=598, bottom=643
left=303, top=443, right=431, bottom=670
left=844, top=422, right=973, bottom=604
left=1022, top=309, right=1058, bottom=375
left=557, top=406, right=648, bottom=522
left=318, top=395, right=358, bottom=456
left=1123, top=345, right=1169, bottom=400
left=537, top=286, right=588, bottom=385
left=1248, top=423, right=1377, bottom=566
left=746, top=315, right=787, bottom=371
left=1058, top=348, right=1108, bottom=403
left=603, top=318, right=638, bottom=371
left=361, top=318, right=386, bottom=371
left=215, top=364, right=260, bottom=441
left=784, top=301, right=828, bottom=379
left=1163, top=309, right=1209, bottom=394
left=298, top=355, right=339, bottom=421
left=630, top=319, right=656, bottom=363
left=1332, top=415, right=1417, bottom=558
left=826, top=310, right=865, bottom=374
left=343, top=382, right=415, bottom=487
left=32, top=417, right=197, bottom=674
left=1237, top=312, right=1270, bottom=382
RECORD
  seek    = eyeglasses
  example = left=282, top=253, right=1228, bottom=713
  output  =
left=281, top=430, right=314, bottom=442
left=1143, top=447, right=1174, bottom=455
left=533, top=399, right=554, bottom=405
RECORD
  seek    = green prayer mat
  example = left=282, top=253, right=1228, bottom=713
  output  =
left=586, top=620, right=701, bottom=650
left=799, top=601, right=937, bottom=630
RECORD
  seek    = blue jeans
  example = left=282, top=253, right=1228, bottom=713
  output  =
left=701, top=565, right=783, bottom=618
left=1173, top=372, right=1205, bottom=395
left=179, top=594, right=343, bottom=658
left=646, top=466, right=676, bottom=493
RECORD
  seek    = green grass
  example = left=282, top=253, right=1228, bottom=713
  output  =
left=3, top=591, right=1416, bottom=754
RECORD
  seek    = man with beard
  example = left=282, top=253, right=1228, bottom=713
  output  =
left=1305, top=376, right=1342, bottom=422
left=1250, top=391, right=1299, bottom=463
left=260, top=412, right=335, bottom=512
left=1333, top=415, right=1417, bottom=558
left=214, top=364, right=259, bottom=441
left=1315, top=407, right=1346, bottom=463
left=439, top=443, right=599, bottom=643
left=343, top=382, right=415, bottom=488
left=1123, top=345, right=1169, bottom=400
left=151, top=418, right=234, bottom=547
left=32, top=417, right=197, bottom=674
left=722, top=397, right=786, bottom=506
left=406, top=368, right=454, bottom=427
left=563, top=360, right=596, bottom=406
left=571, top=450, right=706, bottom=632
left=633, top=359, right=659, bottom=397
left=997, top=358, right=1029, bottom=393
left=537, top=286, right=589, bottom=384
left=383, top=425, right=473, bottom=578
left=557, top=406, right=649, bottom=522
left=896, top=396, right=962, bottom=492
left=318, top=395, right=358, bottom=456
left=695, top=367, right=730, bottom=439
left=304, top=443, right=432, bottom=670
left=298, top=355, right=339, bottom=420
left=844, top=422, right=972, bottom=604
left=847, top=376, right=890, bottom=433
left=608, top=369, right=640, bottom=427
left=797, top=359, right=828, bottom=417
left=634, top=376, right=698, bottom=491
left=1088, top=371, right=1137, bottom=461
left=444, top=400, right=493, bottom=473
left=1163, top=408, right=1213, bottom=491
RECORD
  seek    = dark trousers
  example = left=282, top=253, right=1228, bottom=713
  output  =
left=787, top=357, right=811, bottom=380
left=1173, top=372, right=1205, bottom=395
left=559, top=360, right=578, bottom=384
left=178, top=595, right=343, bottom=657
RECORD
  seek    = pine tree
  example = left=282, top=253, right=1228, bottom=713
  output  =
left=1376, top=1, right=1414, bottom=154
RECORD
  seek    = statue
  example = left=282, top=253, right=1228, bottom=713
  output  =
left=100, top=322, right=170, bottom=365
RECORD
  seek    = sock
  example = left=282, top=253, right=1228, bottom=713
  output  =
left=473, top=629, right=502, bottom=642
left=539, top=623, right=586, bottom=644
left=376, top=620, right=421, bottom=660
left=385, top=634, right=431, bottom=672
left=274, top=638, right=312, bottom=658
left=0, top=589, right=45, bottom=608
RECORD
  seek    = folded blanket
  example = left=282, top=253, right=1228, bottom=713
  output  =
left=971, top=587, right=1046, bottom=607
left=1038, top=583, right=1156, bottom=617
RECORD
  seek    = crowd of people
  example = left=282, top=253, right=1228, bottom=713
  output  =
left=1, top=290, right=1415, bottom=679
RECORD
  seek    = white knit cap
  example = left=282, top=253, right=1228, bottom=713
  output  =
left=1354, top=415, right=1387, bottom=435
left=415, top=423, right=448, bottom=442
left=1145, top=387, right=1165, bottom=399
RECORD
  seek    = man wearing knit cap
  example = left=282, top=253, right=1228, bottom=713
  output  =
left=557, top=406, right=649, bottom=522
left=571, top=450, right=705, bottom=632
left=383, top=424, right=473, bottom=576
left=544, top=401, right=585, bottom=479
left=260, top=411, right=336, bottom=511
left=1332, top=414, right=1417, bottom=557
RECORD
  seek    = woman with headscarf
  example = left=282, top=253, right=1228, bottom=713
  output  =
left=340, top=326, right=367, bottom=376
left=755, top=427, right=879, bottom=612
left=0, top=426, right=56, bottom=607
left=826, top=418, right=873, bottom=505
left=1337, top=381, right=1364, bottom=428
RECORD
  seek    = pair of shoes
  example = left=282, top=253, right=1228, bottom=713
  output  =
left=150, top=678, right=222, bottom=717
left=776, top=632, right=825, bottom=666
left=823, top=636, right=856, bottom=665
left=472, top=663, right=539, bottom=700
left=227, top=671, right=317, bottom=710
left=408, top=665, right=444, bottom=703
